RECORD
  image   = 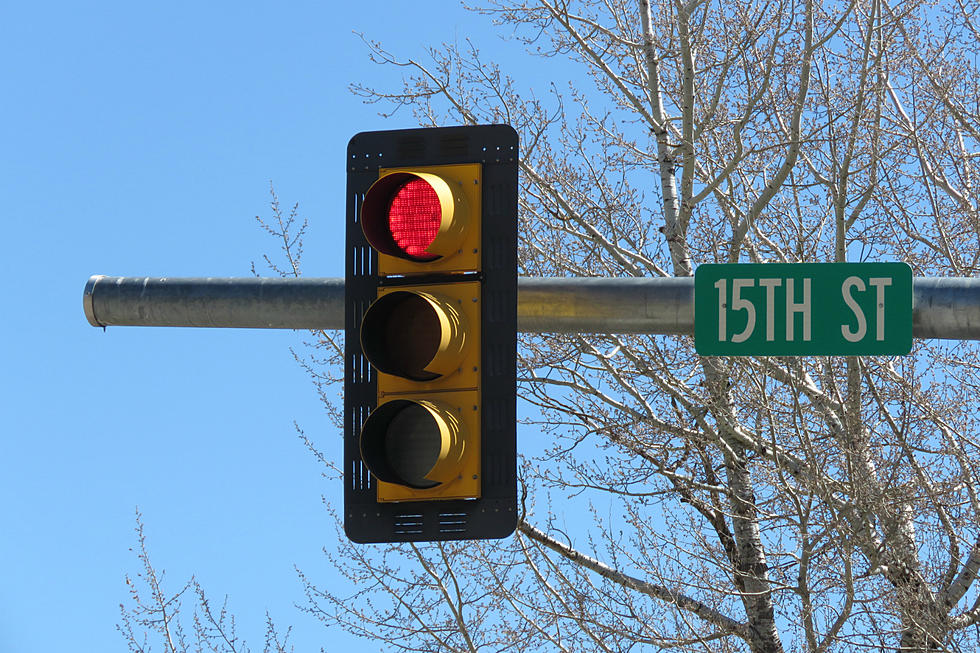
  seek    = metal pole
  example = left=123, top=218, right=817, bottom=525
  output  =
left=83, top=274, right=980, bottom=341
left=83, top=275, right=345, bottom=330
left=516, top=276, right=693, bottom=335
left=910, top=277, right=980, bottom=341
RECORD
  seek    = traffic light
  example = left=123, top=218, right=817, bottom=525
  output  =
left=344, top=125, right=518, bottom=543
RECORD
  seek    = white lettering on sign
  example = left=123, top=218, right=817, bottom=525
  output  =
left=842, top=276, right=893, bottom=342
left=841, top=277, right=867, bottom=342
left=731, top=279, right=756, bottom=343
left=786, top=278, right=812, bottom=341
left=713, top=277, right=814, bottom=342
left=759, top=278, right=782, bottom=341
left=870, top=277, right=892, bottom=340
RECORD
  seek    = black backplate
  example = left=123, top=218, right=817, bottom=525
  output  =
left=344, top=125, right=518, bottom=543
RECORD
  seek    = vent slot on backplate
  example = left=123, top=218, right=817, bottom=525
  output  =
left=394, top=513, right=424, bottom=535
left=438, top=512, right=467, bottom=534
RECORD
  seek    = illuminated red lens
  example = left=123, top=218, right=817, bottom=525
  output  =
left=387, top=179, right=441, bottom=259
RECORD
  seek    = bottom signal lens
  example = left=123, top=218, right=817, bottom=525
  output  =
left=359, top=399, right=465, bottom=489
left=384, top=403, right=441, bottom=488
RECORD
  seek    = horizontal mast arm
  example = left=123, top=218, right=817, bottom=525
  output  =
left=83, top=275, right=980, bottom=340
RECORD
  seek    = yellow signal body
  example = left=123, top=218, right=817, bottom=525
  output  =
left=357, top=169, right=483, bottom=502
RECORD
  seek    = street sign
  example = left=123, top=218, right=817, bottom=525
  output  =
left=695, top=263, right=912, bottom=356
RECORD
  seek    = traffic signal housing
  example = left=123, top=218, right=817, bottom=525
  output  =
left=344, top=125, right=518, bottom=543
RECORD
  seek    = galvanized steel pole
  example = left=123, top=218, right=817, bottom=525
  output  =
left=83, top=275, right=346, bottom=330
left=910, top=277, right=980, bottom=341
left=516, top=276, right=693, bottom=335
left=83, top=274, right=980, bottom=341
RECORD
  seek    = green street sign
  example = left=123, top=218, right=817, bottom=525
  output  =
left=695, top=263, right=912, bottom=356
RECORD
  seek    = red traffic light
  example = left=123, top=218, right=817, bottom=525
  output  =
left=387, top=178, right=441, bottom=260
left=361, top=171, right=469, bottom=263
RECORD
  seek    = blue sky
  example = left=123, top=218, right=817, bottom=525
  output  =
left=0, top=2, right=523, bottom=651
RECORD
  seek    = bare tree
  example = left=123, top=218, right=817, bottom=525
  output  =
left=117, top=188, right=306, bottom=653
left=122, top=1, right=980, bottom=651
left=118, top=511, right=293, bottom=653
left=303, top=1, right=980, bottom=652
